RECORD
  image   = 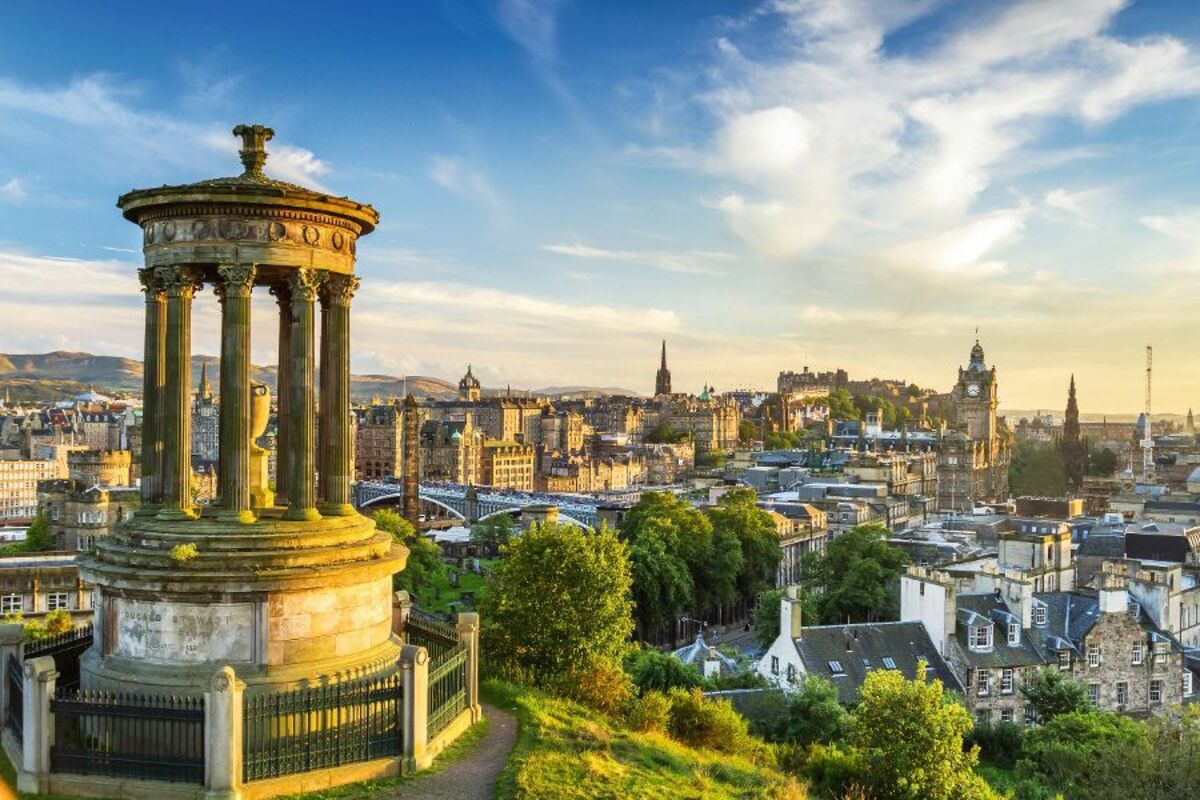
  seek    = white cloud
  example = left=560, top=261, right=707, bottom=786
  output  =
left=0, top=178, right=23, bottom=200
left=1044, top=187, right=1097, bottom=218
left=884, top=207, right=1027, bottom=278
left=428, top=156, right=505, bottom=221
left=497, top=0, right=561, bottom=63
left=540, top=242, right=730, bottom=274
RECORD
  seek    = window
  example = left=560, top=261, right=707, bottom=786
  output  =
left=1117, top=682, right=1128, bottom=706
left=975, top=708, right=991, bottom=725
left=1087, top=644, right=1101, bottom=668
left=1001, top=668, right=1014, bottom=694
left=1058, top=649, right=1071, bottom=670
left=770, top=656, right=779, bottom=675
left=1088, top=683, right=1101, bottom=705
left=977, top=669, right=990, bottom=696
left=46, top=592, right=69, bottom=611
left=0, top=594, right=20, bottom=614
left=1185, top=672, right=1194, bottom=698
left=919, top=582, right=925, bottom=596
left=882, top=657, right=897, bottom=670
left=1151, top=679, right=1163, bottom=704
left=1154, top=642, right=1168, bottom=665
left=970, top=625, right=993, bottom=651
left=1034, top=605, right=1047, bottom=626
left=828, top=660, right=844, bottom=675
left=1000, top=708, right=1014, bottom=723
left=787, top=664, right=797, bottom=682
left=1024, top=706, right=1036, bottom=725
left=1132, top=643, right=1144, bottom=665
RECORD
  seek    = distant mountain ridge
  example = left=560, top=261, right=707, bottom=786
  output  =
left=0, top=351, right=638, bottom=403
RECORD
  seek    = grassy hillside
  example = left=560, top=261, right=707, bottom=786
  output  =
left=486, top=681, right=804, bottom=800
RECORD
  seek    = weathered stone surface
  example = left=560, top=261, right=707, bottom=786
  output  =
left=113, top=599, right=255, bottom=663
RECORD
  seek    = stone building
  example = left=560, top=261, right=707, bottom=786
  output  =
left=481, top=440, right=535, bottom=491
left=0, top=459, right=61, bottom=522
left=355, top=400, right=404, bottom=480
left=191, top=361, right=220, bottom=462
left=655, top=340, right=671, bottom=397
left=0, top=552, right=92, bottom=618
left=458, top=364, right=481, bottom=402
left=1062, top=376, right=1086, bottom=492
left=938, top=339, right=1012, bottom=512
left=762, top=502, right=828, bottom=586
left=420, top=418, right=482, bottom=484
left=39, top=482, right=139, bottom=551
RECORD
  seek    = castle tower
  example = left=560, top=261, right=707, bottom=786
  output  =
left=459, top=364, right=481, bottom=401
left=1062, top=374, right=1086, bottom=493
left=655, top=340, right=672, bottom=396
left=77, top=125, right=407, bottom=695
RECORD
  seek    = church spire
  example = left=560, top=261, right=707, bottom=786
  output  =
left=198, top=361, right=212, bottom=402
left=655, top=340, right=672, bottom=397
left=1062, top=373, right=1085, bottom=493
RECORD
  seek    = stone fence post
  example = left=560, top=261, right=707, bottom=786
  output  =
left=400, top=644, right=429, bottom=771
left=0, top=622, right=24, bottom=725
left=456, top=612, right=482, bottom=723
left=392, top=590, right=412, bottom=637
left=18, top=655, right=56, bottom=794
left=204, top=666, right=244, bottom=800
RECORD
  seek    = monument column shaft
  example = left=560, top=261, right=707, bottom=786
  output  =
left=273, top=288, right=292, bottom=506
left=285, top=269, right=321, bottom=521
left=157, top=267, right=199, bottom=520
left=138, top=270, right=165, bottom=507
left=317, top=296, right=331, bottom=506
left=319, top=275, right=358, bottom=515
left=217, top=265, right=256, bottom=523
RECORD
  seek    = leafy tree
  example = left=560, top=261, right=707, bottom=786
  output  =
left=802, top=523, right=907, bottom=623
left=481, top=522, right=633, bottom=684
left=738, top=419, right=759, bottom=443
left=825, top=389, right=859, bottom=420
left=752, top=587, right=819, bottom=649
left=470, top=513, right=517, bottom=548
left=24, top=510, right=54, bottom=552
left=766, top=676, right=848, bottom=747
left=645, top=424, right=689, bottom=444
left=374, top=509, right=444, bottom=601
left=1019, top=667, right=1091, bottom=723
left=1008, top=441, right=1067, bottom=497
left=850, top=664, right=999, bottom=800
left=626, top=515, right=694, bottom=637
left=1087, top=447, right=1118, bottom=476
left=371, top=508, right=415, bottom=539
left=625, top=647, right=703, bottom=694
left=706, top=488, right=781, bottom=606
left=906, top=383, right=922, bottom=398
left=764, top=430, right=802, bottom=450
left=1018, top=710, right=1151, bottom=800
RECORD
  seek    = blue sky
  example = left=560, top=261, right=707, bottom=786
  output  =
left=3, top=1, right=1200, bottom=412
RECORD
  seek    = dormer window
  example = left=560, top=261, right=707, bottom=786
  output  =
left=1007, top=622, right=1020, bottom=646
left=970, top=624, right=993, bottom=652
left=1034, top=605, right=1047, bottom=626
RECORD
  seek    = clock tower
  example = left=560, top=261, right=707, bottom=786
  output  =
left=953, top=338, right=998, bottom=446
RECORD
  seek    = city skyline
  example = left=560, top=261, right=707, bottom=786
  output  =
left=3, top=1, right=1200, bottom=409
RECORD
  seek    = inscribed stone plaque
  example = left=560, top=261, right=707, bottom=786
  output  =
left=114, top=598, right=254, bottom=663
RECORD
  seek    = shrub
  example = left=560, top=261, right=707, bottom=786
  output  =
left=627, top=690, right=671, bottom=734
left=967, top=720, right=1024, bottom=768
left=170, top=543, right=199, bottom=562
left=625, top=647, right=703, bottom=695
left=556, top=662, right=634, bottom=717
left=666, top=687, right=769, bottom=763
left=799, top=741, right=864, bottom=798
left=24, top=609, right=72, bottom=642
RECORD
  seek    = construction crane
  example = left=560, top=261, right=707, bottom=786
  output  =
left=1143, top=345, right=1155, bottom=484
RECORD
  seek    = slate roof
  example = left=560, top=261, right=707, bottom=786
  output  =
left=950, top=593, right=1047, bottom=669
left=671, top=634, right=740, bottom=677
left=792, top=621, right=962, bottom=704
left=1077, top=534, right=1125, bottom=560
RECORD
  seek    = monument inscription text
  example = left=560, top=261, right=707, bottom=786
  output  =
left=114, top=598, right=255, bottom=663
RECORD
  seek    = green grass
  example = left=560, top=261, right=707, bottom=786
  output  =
left=484, top=680, right=805, bottom=800
left=0, top=739, right=83, bottom=800
left=421, top=559, right=494, bottom=616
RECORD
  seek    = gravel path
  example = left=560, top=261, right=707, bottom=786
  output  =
left=395, top=704, right=517, bottom=800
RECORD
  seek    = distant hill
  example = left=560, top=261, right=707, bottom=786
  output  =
left=528, top=386, right=642, bottom=399
left=0, top=351, right=458, bottom=403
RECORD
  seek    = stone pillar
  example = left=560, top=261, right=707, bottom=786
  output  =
left=392, top=590, right=412, bottom=636
left=271, top=286, right=292, bottom=506
left=456, top=612, right=482, bottom=723
left=403, top=395, right=420, bottom=526
left=0, top=623, right=22, bottom=725
left=157, top=266, right=200, bottom=521
left=400, top=644, right=430, bottom=771
left=18, top=656, right=56, bottom=794
left=204, top=666, right=244, bottom=800
left=137, top=268, right=166, bottom=509
left=216, top=265, right=256, bottom=524
left=285, top=268, right=322, bottom=522
left=319, top=274, right=358, bottom=516
left=317, top=284, right=331, bottom=508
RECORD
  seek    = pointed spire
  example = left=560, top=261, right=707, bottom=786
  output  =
left=661, top=340, right=667, bottom=370
left=198, top=361, right=211, bottom=401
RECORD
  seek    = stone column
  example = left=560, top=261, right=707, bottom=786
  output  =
left=456, top=612, right=482, bottom=723
left=271, top=286, right=292, bottom=506
left=400, top=644, right=430, bottom=771
left=285, top=268, right=322, bottom=521
left=18, top=656, right=56, bottom=795
left=216, top=265, right=256, bottom=524
left=319, top=274, right=358, bottom=516
left=317, top=284, right=331, bottom=508
left=137, top=268, right=166, bottom=509
left=0, top=623, right=22, bottom=725
left=403, top=395, right=420, bottom=526
left=157, top=266, right=200, bottom=521
left=204, top=666, right=244, bottom=800
left=392, top=589, right=413, bottom=636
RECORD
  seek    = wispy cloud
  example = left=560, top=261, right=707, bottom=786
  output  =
left=0, top=178, right=23, bottom=201
left=496, top=0, right=561, bottom=63
left=540, top=242, right=730, bottom=275
left=428, top=156, right=506, bottom=222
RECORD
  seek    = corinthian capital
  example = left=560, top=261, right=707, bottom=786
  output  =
left=214, top=264, right=257, bottom=302
left=285, top=268, right=323, bottom=303
left=320, top=273, right=360, bottom=307
left=137, top=267, right=164, bottom=298
left=153, top=266, right=204, bottom=297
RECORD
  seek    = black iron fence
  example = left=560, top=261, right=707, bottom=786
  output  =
left=404, top=611, right=459, bottom=661
left=427, top=643, right=468, bottom=739
left=243, top=670, right=405, bottom=782
left=50, top=691, right=205, bottom=784
left=6, top=654, right=22, bottom=743
left=26, top=624, right=93, bottom=691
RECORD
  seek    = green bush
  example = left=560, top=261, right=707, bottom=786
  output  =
left=666, top=687, right=769, bottom=763
left=967, top=721, right=1024, bottom=768
left=625, top=647, right=703, bottom=695
left=555, top=662, right=634, bottom=717
left=799, top=741, right=864, bottom=798
left=626, top=690, right=671, bottom=734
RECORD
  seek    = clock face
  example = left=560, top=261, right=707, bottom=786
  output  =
left=967, top=383, right=981, bottom=397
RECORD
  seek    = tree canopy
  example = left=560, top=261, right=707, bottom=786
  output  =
left=706, top=488, right=781, bottom=606
left=801, top=522, right=908, bottom=623
left=470, top=513, right=517, bottom=548
left=1019, top=667, right=1091, bottom=724
left=1009, top=440, right=1067, bottom=497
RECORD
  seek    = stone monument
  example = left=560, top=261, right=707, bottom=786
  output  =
left=77, top=124, right=408, bottom=695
